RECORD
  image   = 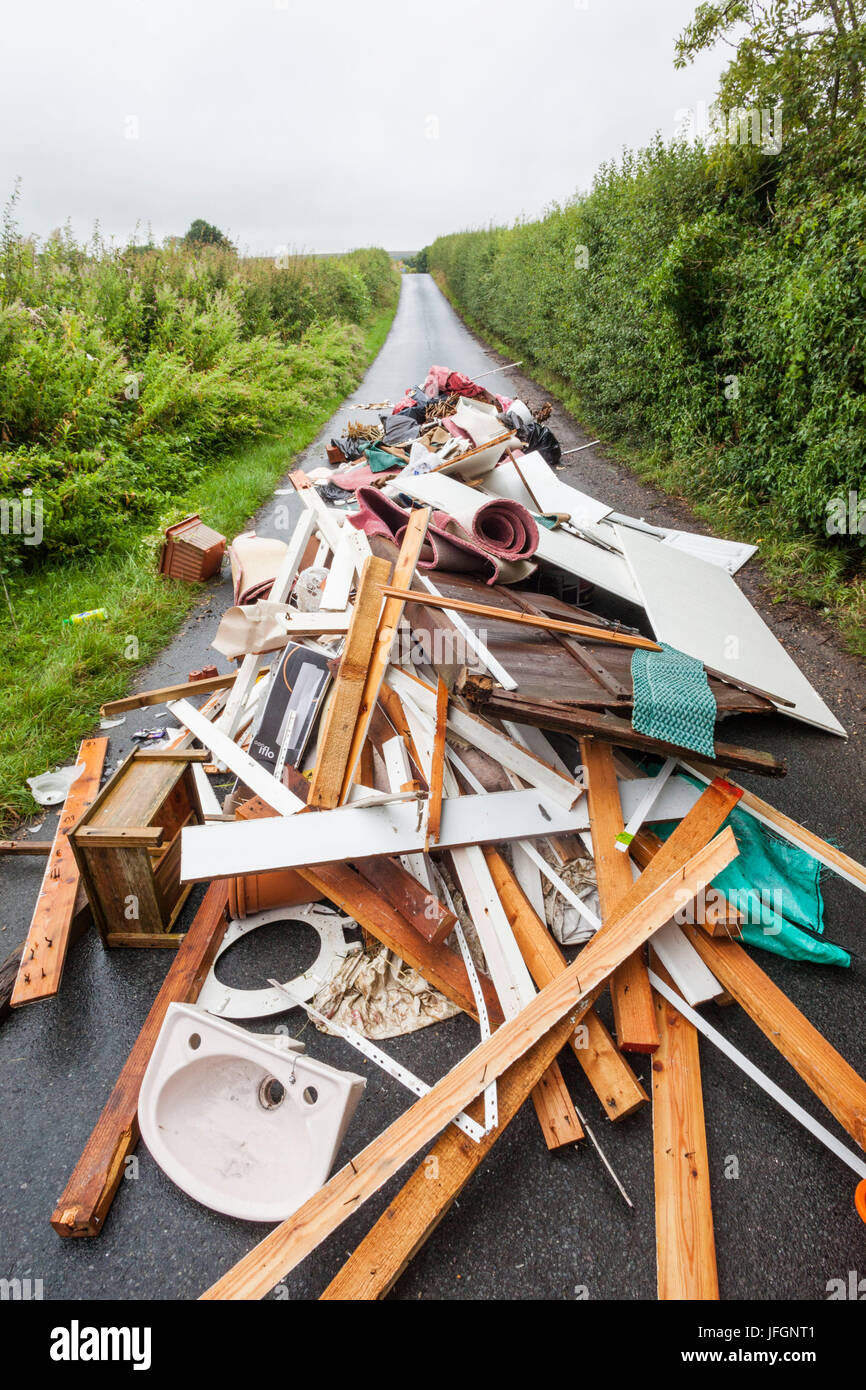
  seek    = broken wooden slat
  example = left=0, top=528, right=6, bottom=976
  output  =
left=307, top=554, right=392, bottom=809
left=683, top=924, right=866, bottom=1150
left=320, top=1013, right=582, bottom=1300
left=425, top=677, right=448, bottom=849
left=51, top=880, right=230, bottom=1238
left=354, top=855, right=456, bottom=947
left=338, top=509, right=431, bottom=801
left=580, top=738, right=659, bottom=1054
left=464, top=689, right=787, bottom=779
left=382, top=586, right=661, bottom=651
left=11, top=738, right=108, bottom=1008
left=651, top=958, right=719, bottom=1301
left=483, top=847, right=648, bottom=1120
left=100, top=672, right=236, bottom=717
left=0, top=840, right=53, bottom=855
left=201, top=827, right=738, bottom=1299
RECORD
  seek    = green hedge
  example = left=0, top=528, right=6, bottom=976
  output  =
left=0, top=220, right=397, bottom=571
left=427, top=136, right=866, bottom=564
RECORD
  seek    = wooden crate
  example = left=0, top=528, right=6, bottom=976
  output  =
left=69, top=750, right=205, bottom=947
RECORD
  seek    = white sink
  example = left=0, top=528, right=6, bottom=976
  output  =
left=139, top=1003, right=365, bottom=1222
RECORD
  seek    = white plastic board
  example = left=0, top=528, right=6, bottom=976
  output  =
left=616, top=524, right=845, bottom=737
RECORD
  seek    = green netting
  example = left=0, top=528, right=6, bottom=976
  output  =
left=631, top=641, right=717, bottom=758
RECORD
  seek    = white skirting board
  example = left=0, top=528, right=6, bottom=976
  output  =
left=615, top=524, right=845, bottom=737
left=180, top=788, right=592, bottom=883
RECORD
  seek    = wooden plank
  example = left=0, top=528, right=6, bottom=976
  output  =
left=11, top=739, right=108, bottom=1008
left=651, top=958, right=719, bottom=1301
left=425, top=678, right=448, bottom=849
left=483, top=847, right=648, bottom=1120
left=581, top=738, right=659, bottom=1054
left=51, top=881, right=229, bottom=1237
left=320, top=1013, right=580, bottom=1299
left=0, top=840, right=53, bottom=855
left=382, top=586, right=661, bottom=651
left=463, top=688, right=786, bottom=779
left=354, top=855, right=456, bottom=947
left=307, top=555, right=391, bottom=808
left=201, top=827, right=738, bottom=1299
left=683, top=924, right=866, bottom=1149
left=100, top=672, right=235, bottom=716
left=338, top=510, right=431, bottom=800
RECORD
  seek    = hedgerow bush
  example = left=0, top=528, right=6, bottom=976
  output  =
left=0, top=205, right=396, bottom=569
left=428, top=2, right=866, bottom=571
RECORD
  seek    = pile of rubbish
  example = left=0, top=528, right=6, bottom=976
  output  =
left=7, top=360, right=866, bottom=1300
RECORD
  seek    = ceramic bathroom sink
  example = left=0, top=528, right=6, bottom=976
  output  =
left=139, top=1003, right=365, bottom=1221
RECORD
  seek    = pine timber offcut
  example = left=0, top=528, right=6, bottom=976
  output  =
left=651, top=958, right=719, bottom=1301
left=484, top=847, right=647, bottom=1120
left=683, top=924, right=866, bottom=1149
left=337, top=509, right=430, bottom=802
left=580, top=738, right=659, bottom=1054
left=201, top=826, right=738, bottom=1299
left=307, top=554, right=392, bottom=809
left=51, top=881, right=230, bottom=1238
left=11, top=738, right=108, bottom=1008
left=320, top=1013, right=581, bottom=1300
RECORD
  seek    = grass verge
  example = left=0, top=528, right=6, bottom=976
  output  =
left=433, top=272, right=866, bottom=663
left=0, top=300, right=398, bottom=827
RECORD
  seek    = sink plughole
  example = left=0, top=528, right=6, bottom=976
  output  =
left=139, top=1004, right=365, bottom=1221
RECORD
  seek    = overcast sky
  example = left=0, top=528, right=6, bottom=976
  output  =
left=1, top=0, right=729, bottom=254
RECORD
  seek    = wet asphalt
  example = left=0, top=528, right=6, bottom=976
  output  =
left=1, top=274, right=864, bottom=1303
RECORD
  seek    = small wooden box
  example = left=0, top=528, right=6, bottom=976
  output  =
left=159, top=514, right=226, bottom=583
left=69, top=750, right=205, bottom=947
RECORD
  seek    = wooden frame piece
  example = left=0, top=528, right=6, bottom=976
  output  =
left=201, top=826, right=738, bottom=1298
left=581, top=738, right=659, bottom=1053
left=484, top=847, right=648, bottom=1120
left=651, top=958, right=719, bottom=1301
left=425, top=678, right=448, bottom=849
left=307, top=555, right=391, bottom=808
left=101, top=672, right=236, bottom=717
left=382, top=585, right=661, bottom=652
left=337, top=509, right=431, bottom=800
left=11, top=738, right=108, bottom=1008
left=683, top=924, right=866, bottom=1149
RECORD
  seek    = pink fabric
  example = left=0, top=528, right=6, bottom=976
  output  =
left=332, top=464, right=400, bottom=491
left=391, top=395, right=415, bottom=414
left=423, top=364, right=451, bottom=398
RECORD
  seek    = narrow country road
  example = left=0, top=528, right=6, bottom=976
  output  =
left=1, top=274, right=864, bottom=1302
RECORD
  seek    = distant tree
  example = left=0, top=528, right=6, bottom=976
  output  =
left=182, top=219, right=235, bottom=251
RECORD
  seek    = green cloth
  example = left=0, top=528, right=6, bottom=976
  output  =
left=631, top=642, right=717, bottom=759
left=363, top=444, right=402, bottom=474
left=651, top=777, right=850, bottom=968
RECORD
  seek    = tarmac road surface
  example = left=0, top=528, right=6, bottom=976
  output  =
left=1, top=273, right=864, bottom=1302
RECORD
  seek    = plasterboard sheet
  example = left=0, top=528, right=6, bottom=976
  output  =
left=616, top=525, right=845, bottom=736
left=510, top=451, right=613, bottom=526
left=395, top=468, right=641, bottom=605
left=661, top=529, right=757, bottom=575
left=180, top=788, right=592, bottom=882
